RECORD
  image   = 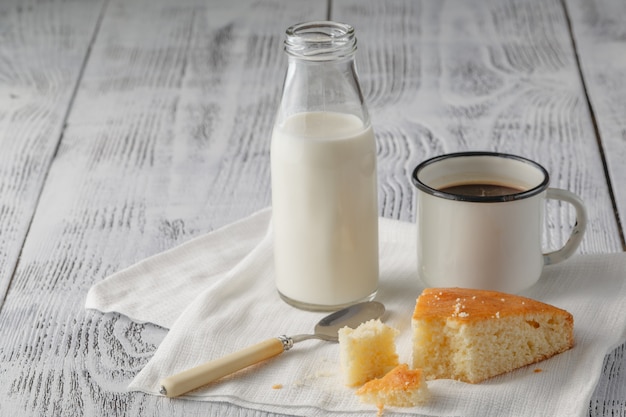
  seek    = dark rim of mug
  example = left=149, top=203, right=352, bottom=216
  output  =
left=411, top=151, right=550, bottom=202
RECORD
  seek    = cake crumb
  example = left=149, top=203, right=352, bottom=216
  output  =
left=533, top=368, right=543, bottom=373
left=271, top=384, right=283, bottom=389
left=314, top=369, right=334, bottom=378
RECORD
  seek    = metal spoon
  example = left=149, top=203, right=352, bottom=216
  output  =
left=159, top=300, right=385, bottom=397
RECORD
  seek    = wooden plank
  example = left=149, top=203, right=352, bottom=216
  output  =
left=565, top=0, right=626, bottom=250
left=0, top=0, right=105, bottom=306
left=334, top=0, right=623, bottom=255
left=0, top=0, right=325, bottom=415
left=564, top=0, right=626, bottom=414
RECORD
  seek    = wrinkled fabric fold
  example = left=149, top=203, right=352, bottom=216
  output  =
left=86, top=208, right=626, bottom=417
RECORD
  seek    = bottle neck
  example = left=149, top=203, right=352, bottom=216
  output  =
left=276, top=21, right=369, bottom=127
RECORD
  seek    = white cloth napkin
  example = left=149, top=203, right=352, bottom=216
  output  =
left=86, top=208, right=626, bottom=417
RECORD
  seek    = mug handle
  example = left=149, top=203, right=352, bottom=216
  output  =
left=543, top=188, right=588, bottom=266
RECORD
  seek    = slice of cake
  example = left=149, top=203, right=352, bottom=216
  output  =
left=356, top=364, right=429, bottom=415
left=338, top=319, right=399, bottom=387
left=412, top=287, right=574, bottom=383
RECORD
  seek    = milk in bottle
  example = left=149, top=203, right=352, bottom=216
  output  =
left=271, top=22, right=379, bottom=310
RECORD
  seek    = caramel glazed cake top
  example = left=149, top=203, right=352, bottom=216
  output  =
left=414, top=287, right=573, bottom=326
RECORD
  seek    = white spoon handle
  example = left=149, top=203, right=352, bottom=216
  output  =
left=159, top=337, right=287, bottom=398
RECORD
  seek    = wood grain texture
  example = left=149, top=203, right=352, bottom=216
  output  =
left=0, top=0, right=105, bottom=306
left=0, top=0, right=624, bottom=416
left=0, top=0, right=325, bottom=416
left=335, top=0, right=622, bottom=254
left=565, top=0, right=626, bottom=250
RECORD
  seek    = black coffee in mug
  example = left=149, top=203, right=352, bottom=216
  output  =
left=439, top=182, right=525, bottom=197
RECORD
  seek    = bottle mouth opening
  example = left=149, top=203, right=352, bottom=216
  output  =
left=284, top=21, right=357, bottom=61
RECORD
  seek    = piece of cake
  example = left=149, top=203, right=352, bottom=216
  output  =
left=412, top=287, right=574, bottom=383
left=356, top=364, right=429, bottom=415
left=338, top=319, right=399, bottom=387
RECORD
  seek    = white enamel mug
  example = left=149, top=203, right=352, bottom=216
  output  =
left=411, top=152, right=587, bottom=294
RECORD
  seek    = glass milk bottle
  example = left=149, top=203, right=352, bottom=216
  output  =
left=271, top=21, right=379, bottom=311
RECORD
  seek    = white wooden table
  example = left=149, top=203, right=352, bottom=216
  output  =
left=0, top=0, right=624, bottom=415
